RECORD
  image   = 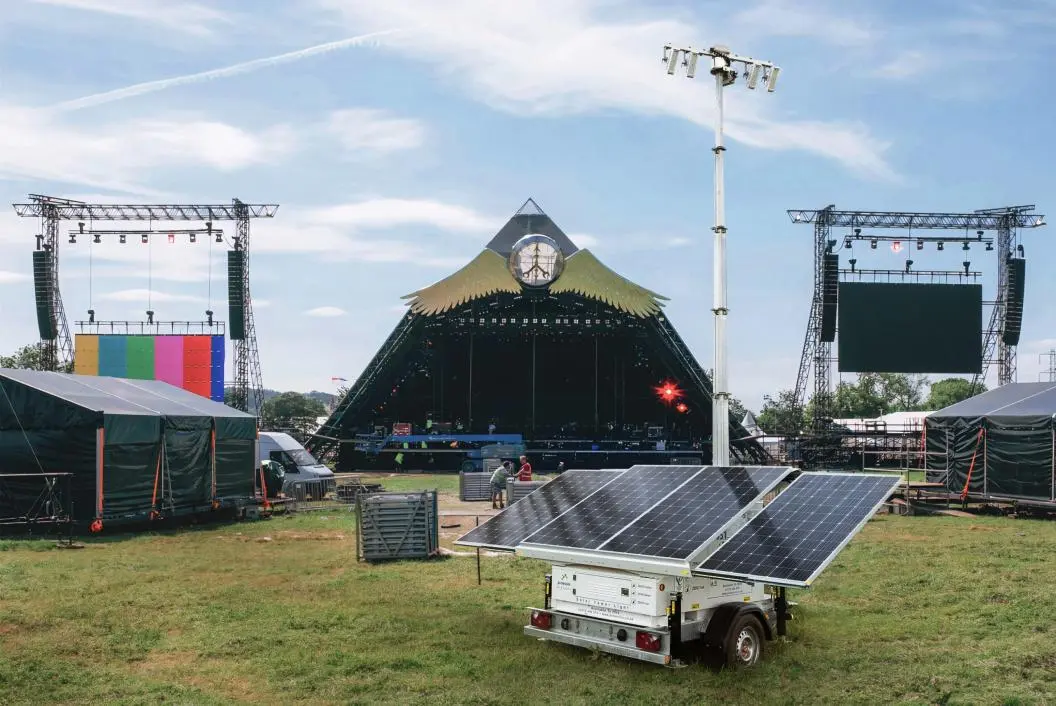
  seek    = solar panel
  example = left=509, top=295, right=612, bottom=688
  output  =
left=694, top=472, right=900, bottom=588
left=521, top=466, right=700, bottom=550
left=454, top=470, right=623, bottom=551
left=599, top=466, right=792, bottom=559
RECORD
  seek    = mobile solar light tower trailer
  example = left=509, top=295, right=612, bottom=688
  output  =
left=455, top=466, right=901, bottom=668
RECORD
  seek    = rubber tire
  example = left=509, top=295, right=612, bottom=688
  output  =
left=723, top=613, right=764, bottom=669
left=460, top=460, right=476, bottom=473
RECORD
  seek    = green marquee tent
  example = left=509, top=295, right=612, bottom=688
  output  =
left=0, top=368, right=257, bottom=529
left=925, top=381, right=1056, bottom=504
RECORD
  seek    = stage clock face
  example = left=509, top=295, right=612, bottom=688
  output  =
left=509, top=234, right=565, bottom=287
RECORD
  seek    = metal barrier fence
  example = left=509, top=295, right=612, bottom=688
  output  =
left=282, top=478, right=338, bottom=512
left=356, top=490, right=439, bottom=562
left=459, top=472, right=492, bottom=501
left=507, top=479, right=548, bottom=505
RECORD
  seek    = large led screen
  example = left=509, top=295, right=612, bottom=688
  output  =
left=837, top=282, right=982, bottom=374
left=74, top=334, right=225, bottom=401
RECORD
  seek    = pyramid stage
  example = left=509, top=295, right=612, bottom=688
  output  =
left=306, top=199, right=769, bottom=472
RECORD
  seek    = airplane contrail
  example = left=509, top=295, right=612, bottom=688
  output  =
left=49, top=29, right=402, bottom=113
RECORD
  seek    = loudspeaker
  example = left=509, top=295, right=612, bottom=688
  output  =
left=227, top=250, right=246, bottom=341
left=820, top=253, right=838, bottom=343
left=1002, top=257, right=1025, bottom=346
left=32, top=250, right=57, bottom=340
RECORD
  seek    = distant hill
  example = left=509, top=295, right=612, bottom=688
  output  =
left=226, top=388, right=339, bottom=415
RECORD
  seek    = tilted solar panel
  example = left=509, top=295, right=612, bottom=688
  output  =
left=520, top=466, right=699, bottom=550
left=693, top=472, right=900, bottom=588
left=599, top=466, right=792, bottom=559
left=454, top=470, right=624, bottom=551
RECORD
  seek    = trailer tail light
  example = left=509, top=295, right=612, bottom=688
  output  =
left=530, top=610, right=552, bottom=630
left=635, top=631, right=661, bottom=652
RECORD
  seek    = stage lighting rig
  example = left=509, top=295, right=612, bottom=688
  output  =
left=662, top=42, right=781, bottom=465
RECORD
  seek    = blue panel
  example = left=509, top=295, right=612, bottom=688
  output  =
left=210, top=335, right=225, bottom=366
left=210, top=336, right=225, bottom=401
left=97, top=335, right=128, bottom=378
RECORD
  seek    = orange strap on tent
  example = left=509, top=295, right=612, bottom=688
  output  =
left=149, top=452, right=162, bottom=521
left=95, top=427, right=105, bottom=528
left=959, top=428, right=986, bottom=501
left=210, top=426, right=218, bottom=506
left=259, top=467, right=271, bottom=510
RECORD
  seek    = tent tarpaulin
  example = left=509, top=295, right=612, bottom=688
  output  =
left=925, top=382, right=1056, bottom=502
left=0, top=368, right=257, bottom=527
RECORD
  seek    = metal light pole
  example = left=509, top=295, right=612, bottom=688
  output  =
left=662, top=44, right=780, bottom=466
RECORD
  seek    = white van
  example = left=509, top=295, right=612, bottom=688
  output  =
left=257, top=431, right=335, bottom=496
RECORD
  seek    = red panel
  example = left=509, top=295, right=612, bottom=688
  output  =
left=183, top=335, right=212, bottom=366
left=184, top=379, right=211, bottom=398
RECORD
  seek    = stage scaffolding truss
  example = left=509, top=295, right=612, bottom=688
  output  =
left=11, top=195, right=278, bottom=415
left=788, top=205, right=1046, bottom=433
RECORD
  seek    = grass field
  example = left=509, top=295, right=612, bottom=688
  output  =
left=1, top=480, right=1055, bottom=705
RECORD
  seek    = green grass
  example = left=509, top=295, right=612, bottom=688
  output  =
left=1, top=502, right=1055, bottom=704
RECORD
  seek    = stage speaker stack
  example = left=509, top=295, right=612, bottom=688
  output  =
left=32, top=250, right=57, bottom=340
left=227, top=250, right=246, bottom=341
left=1002, top=257, right=1025, bottom=346
left=820, top=253, right=839, bottom=343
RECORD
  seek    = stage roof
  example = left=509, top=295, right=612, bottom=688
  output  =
left=401, top=199, right=668, bottom=318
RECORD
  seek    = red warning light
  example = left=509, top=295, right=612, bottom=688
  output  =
left=676, top=402, right=689, bottom=413
left=167, top=232, right=175, bottom=244
left=654, top=381, right=683, bottom=405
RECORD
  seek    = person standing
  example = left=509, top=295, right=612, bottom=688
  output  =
left=517, top=455, right=533, bottom=481
left=490, top=461, right=512, bottom=509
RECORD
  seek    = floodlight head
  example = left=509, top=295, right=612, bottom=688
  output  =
left=190, top=233, right=197, bottom=243
left=869, top=239, right=877, bottom=249
left=916, top=239, right=924, bottom=250
left=119, top=234, right=127, bottom=244
left=215, top=232, right=223, bottom=243
left=747, top=63, right=763, bottom=89
left=985, top=242, right=994, bottom=251
left=92, top=234, right=101, bottom=244
left=68, top=233, right=76, bottom=244
left=87, top=309, right=95, bottom=324
left=766, top=66, right=781, bottom=92
left=685, top=52, right=699, bottom=78
left=843, top=236, right=852, bottom=248
left=666, top=47, right=681, bottom=75
left=963, top=261, right=971, bottom=275
left=78, top=221, right=85, bottom=233
left=937, top=241, right=944, bottom=251
left=849, top=258, right=857, bottom=271
left=141, top=234, right=148, bottom=244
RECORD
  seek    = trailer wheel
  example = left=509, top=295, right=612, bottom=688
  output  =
left=724, top=614, right=764, bottom=669
left=461, top=460, right=476, bottom=473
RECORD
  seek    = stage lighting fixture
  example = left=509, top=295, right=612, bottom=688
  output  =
left=854, top=228, right=861, bottom=236
left=869, top=239, right=877, bottom=249
left=87, top=309, right=95, bottom=323
left=905, top=259, right=913, bottom=273
left=976, top=230, right=984, bottom=240
left=849, top=258, right=857, bottom=272
left=206, top=309, right=214, bottom=325
left=141, top=234, right=148, bottom=244
left=916, top=239, right=924, bottom=250
left=843, top=236, right=852, bottom=248
left=78, top=222, right=85, bottom=234
left=68, top=233, right=76, bottom=244
left=985, top=242, right=994, bottom=251
left=962, top=241, right=970, bottom=251
left=92, top=233, right=101, bottom=244
left=190, top=233, right=197, bottom=243
left=146, top=310, right=155, bottom=324
left=937, top=241, right=944, bottom=251
left=216, top=232, right=223, bottom=243
left=120, top=234, right=127, bottom=244
left=963, top=261, right=971, bottom=275
left=167, top=233, right=175, bottom=244
left=1017, top=244, right=1025, bottom=256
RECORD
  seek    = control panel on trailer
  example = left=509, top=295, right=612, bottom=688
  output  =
left=456, top=465, right=900, bottom=667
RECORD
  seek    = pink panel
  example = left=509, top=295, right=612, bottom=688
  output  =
left=154, top=336, right=184, bottom=387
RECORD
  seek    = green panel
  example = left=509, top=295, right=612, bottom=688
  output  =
left=163, top=416, right=214, bottom=513
left=838, top=282, right=982, bottom=374
left=102, top=442, right=161, bottom=520
left=125, top=336, right=156, bottom=380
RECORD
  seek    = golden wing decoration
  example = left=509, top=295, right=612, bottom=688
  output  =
left=549, top=249, right=668, bottom=318
left=402, top=249, right=521, bottom=315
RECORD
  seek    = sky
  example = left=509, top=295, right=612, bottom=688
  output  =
left=2, top=0, right=1056, bottom=413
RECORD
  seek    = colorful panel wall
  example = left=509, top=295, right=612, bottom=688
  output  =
left=74, top=334, right=226, bottom=402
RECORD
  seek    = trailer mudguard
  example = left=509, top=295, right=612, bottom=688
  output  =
left=701, top=602, right=773, bottom=650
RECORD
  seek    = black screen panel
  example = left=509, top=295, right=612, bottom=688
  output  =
left=599, top=466, right=792, bottom=559
left=838, top=282, right=981, bottom=374
left=695, top=473, right=900, bottom=587
left=522, top=466, right=698, bottom=549
left=454, top=470, right=622, bottom=550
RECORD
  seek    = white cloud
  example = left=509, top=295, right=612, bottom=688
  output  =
left=0, top=271, right=30, bottom=284
left=308, top=198, right=495, bottom=232
left=305, top=306, right=346, bottom=317
left=871, top=50, right=931, bottom=80
left=99, top=288, right=204, bottom=303
left=326, top=109, right=427, bottom=156
left=315, top=0, right=895, bottom=179
left=0, top=105, right=297, bottom=194
left=28, top=0, right=230, bottom=35
left=731, top=0, right=874, bottom=47
left=568, top=233, right=600, bottom=248
left=253, top=299, right=272, bottom=309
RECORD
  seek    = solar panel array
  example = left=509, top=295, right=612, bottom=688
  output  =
left=598, top=466, right=790, bottom=559
left=454, top=470, right=622, bottom=550
left=694, top=473, right=900, bottom=587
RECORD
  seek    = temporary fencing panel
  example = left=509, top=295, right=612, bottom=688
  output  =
left=356, top=490, right=439, bottom=562
left=459, top=471, right=491, bottom=501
